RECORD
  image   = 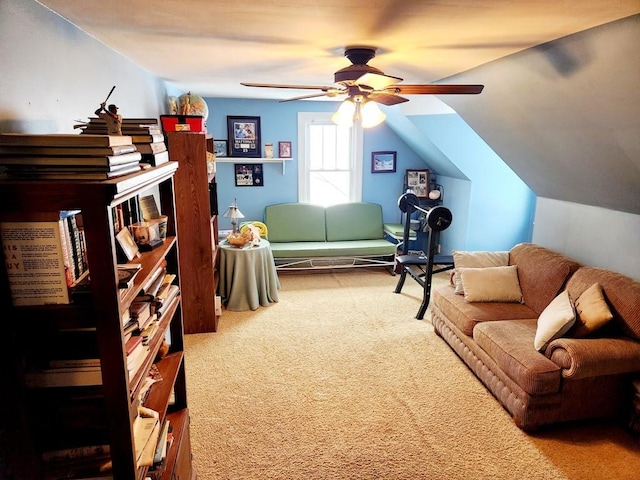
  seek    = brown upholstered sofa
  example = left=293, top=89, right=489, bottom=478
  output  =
left=430, top=243, right=640, bottom=430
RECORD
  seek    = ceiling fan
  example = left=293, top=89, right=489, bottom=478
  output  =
left=241, top=46, right=484, bottom=106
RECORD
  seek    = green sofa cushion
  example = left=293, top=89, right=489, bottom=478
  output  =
left=383, top=223, right=417, bottom=240
left=270, top=239, right=397, bottom=258
left=264, top=203, right=327, bottom=243
left=325, top=203, right=384, bottom=241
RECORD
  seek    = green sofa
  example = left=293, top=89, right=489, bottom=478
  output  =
left=264, top=202, right=397, bottom=271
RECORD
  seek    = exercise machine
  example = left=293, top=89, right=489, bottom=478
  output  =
left=394, top=192, right=454, bottom=319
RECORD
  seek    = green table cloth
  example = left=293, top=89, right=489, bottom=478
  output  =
left=218, top=239, right=280, bottom=311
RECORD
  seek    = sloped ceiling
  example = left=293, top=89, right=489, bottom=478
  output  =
left=443, top=15, right=640, bottom=215
left=34, top=1, right=640, bottom=215
left=36, top=1, right=640, bottom=99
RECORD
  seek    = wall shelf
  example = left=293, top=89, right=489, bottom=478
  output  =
left=215, top=157, right=293, bottom=174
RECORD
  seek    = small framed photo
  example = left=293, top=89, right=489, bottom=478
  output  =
left=278, top=141, right=292, bottom=158
left=371, top=151, right=396, bottom=173
left=227, top=116, right=261, bottom=157
left=235, top=163, right=264, bottom=187
left=213, top=139, right=228, bottom=157
left=116, top=227, right=140, bottom=261
left=406, top=169, right=430, bottom=199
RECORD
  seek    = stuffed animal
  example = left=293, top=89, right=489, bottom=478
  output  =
left=246, top=224, right=261, bottom=246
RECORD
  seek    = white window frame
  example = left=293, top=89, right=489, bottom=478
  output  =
left=297, top=112, right=363, bottom=204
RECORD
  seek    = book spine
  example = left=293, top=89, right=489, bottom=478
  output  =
left=41, top=445, right=110, bottom=463
left=66, top=214, right=83, bottom=280
left=25, top=368, right=103, bottom=388
left=58, top=218, right=74, bottom=287
left=49, top=358, right=101, bottom=369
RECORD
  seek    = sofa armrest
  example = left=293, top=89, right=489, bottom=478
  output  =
left=545, top=337, right=640, bottom=380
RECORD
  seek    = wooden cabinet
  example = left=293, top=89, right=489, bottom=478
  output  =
left=165, top=131, right=220, bottom=333
left=0, top=163, right=194, bottom=480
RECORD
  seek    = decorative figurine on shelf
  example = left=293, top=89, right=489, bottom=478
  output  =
left=264, top=143, right=274, bottom=158
left=167, top=96, right=178, bottom=114
left=177, top=91, right=209, bottom=119
left=94, top=86, right=122, bottom=135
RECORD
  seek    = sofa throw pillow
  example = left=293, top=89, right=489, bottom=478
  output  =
left=534, top=290, right=576, bottom=351
left=569, top=283, right=614, bottom=337
left=458, top=265, right=524, bottom=303
left=451, top=251, right=509, bottom=295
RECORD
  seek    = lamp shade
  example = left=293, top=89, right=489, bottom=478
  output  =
left=331, top=99, right=356, bottom=127
left=360, top=101, right=386, bottom=128
left=223, top=205, right=244, bottom=219
left=223, top=198, right=244, bottom=221
left=331, top=97, right=386, bottom=129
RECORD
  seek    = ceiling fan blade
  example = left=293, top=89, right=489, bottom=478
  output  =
left=368, top=92, right=409, bottom=106
left=241, top=82, right=336, bottom=91
left=355, top=72, right=403, bottom=90
left=388, top=84, right=484, bottom=95
left=280, top=91, right=344, bottom=102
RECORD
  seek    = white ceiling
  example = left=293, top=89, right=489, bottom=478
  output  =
left=36, top=1, right=640, bottom=100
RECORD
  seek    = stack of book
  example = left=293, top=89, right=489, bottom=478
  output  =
left=0, top=133, right=142, bottom=180
left=78, top=118, right=169, bottom=167
left=41, top=444, right=112, bottom=480
left=25, top=358, right=103, bottom=388
left=125, top=335, right=149, bottom=380
left=133, top=412, right=161, bottom=468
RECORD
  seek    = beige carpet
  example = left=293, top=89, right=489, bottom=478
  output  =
left=184, top=270, right=640, bottom=479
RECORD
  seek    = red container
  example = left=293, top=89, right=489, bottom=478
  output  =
left=160, top=115, right=205, bottom=133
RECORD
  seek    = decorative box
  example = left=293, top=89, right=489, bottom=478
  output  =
left=160, top=115, right=205, bottom=132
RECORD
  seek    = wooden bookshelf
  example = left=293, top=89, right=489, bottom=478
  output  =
left=165, top=131, right=220, bottom=332
left=0, top=162, right=194, bottom=480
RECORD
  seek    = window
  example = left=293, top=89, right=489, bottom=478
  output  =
left=297, top=112, right=363, bottom=206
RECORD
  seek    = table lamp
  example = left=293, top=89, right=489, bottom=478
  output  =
left=223, top=198, right=244, bottom=233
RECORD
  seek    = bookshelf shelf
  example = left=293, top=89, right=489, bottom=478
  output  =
left=0, top=163, right=194, bottom=480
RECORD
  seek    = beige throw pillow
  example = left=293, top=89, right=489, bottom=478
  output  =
left=534, top=290, right=576, bottom=351
left=451, top=251, right=509, bottom=294
left=458, top=265, right=524, bottom=303
left=570, top=283, right=614, bottom=337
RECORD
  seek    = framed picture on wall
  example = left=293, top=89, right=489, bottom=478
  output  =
left=213, top=139, right=228, bottom=157
left=371, top=151, right=396, bottom=173
left=234, top=163, right=264, bottom=187
left=227, top=116, right=261, bottom=157
left=405, top=169, right=430, bottom=198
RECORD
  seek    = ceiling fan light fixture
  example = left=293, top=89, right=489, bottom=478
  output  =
left=332, top=96, right=386, bottom=129
left=360, top=100, right=386, bottom=128
left=331, top=98, right=356, bottom=127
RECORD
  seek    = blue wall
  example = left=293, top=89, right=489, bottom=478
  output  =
left=205, top=98, right=428, bottom=229
left=408, top=114, right=536, bottom=252
left=203, top=97, right=535, bottom=254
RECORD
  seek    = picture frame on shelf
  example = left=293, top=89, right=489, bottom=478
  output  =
left=116, top=227, right=140, bottom=261
left=371, top=151, right=396, bottom=173
left=278, top=141, right=292, bottom=158
left=235, top=163, right=264, bottom=187
left=213, top=139, right=228, bottom=157
left=405, top=169, right=430, bottom=199
left=227, top=116, right=261, bottom=157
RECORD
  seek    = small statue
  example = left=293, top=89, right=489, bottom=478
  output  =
left=95, top=102, right=122, bottom=136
